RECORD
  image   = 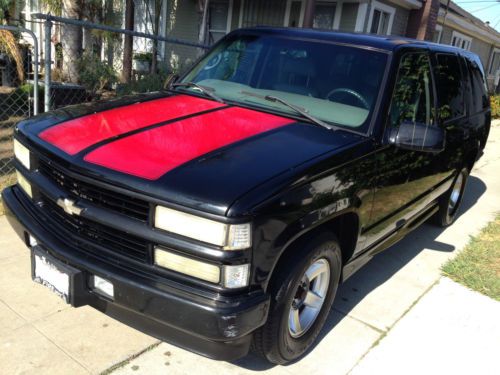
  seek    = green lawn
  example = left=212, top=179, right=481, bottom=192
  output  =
left=442, top=215, right=500, bottom=301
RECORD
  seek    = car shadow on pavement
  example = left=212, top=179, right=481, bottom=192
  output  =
left=231, top=176, right=486, bottom=371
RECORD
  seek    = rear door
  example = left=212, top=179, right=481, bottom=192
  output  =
left=429, top=52, right=470, bottom=180
left=463, top=53, right=491, bottom=153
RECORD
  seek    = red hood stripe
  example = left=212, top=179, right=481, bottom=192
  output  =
left=39, top=95, right=224, bottom=155
left=84, top=107, right=294, bottom=180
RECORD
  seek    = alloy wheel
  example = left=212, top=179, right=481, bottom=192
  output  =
left=288, top=258, right=330, bottom=338
left=448, top=173, right=464, bottom=215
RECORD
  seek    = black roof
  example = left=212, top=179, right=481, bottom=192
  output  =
left=235, top=26, right=468, bottom=54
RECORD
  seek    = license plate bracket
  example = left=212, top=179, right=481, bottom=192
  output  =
left=31, top=246, right=89, bottom=307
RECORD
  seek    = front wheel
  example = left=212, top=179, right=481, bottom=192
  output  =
left=252, top=233, right=342, bottom=364
left=433, top=168, right=469, bottom=227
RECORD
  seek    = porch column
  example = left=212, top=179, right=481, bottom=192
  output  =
left=303, top=0, right=316, bottom=28
left=406, top=0, right=440, bottom=41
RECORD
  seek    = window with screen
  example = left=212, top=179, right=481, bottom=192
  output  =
left=313, top=2, right=337, bottom=29
left=434, top=53, right=465, bottom=122
left=208, top=0, right=230, bottom=44
left=370, top=9, right=391, bottom=35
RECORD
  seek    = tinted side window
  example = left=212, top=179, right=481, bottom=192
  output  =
left=390, top=53, right=435, bottom=127
left=467, top=58, right=489, bottom=113
left=434, top=53, right=465, bottom=121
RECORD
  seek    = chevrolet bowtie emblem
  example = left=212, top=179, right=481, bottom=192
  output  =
left=56, top=198, right=84, bottom=216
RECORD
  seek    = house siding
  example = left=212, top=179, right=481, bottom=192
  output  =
left=241, top=0, right=287, bottom=28
left=391, top=4, right=409, bottom=36
left=165, top=0, right=201, bottom=73
left=289, top=1, right=303, bottom=28
left=231, top=0, right=241, bottom=30
left=438, top=25, right=492, bottom=70
left=339, top=3, right=358, bottom=32
left=375, top=0, right=409, bottom=36
left=159, top=0, right=500, bottom=82
left=470, top=37, right=492, bottom=69
left=440, top=25, right=453, bottom=44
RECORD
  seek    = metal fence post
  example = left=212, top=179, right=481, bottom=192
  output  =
left=31, top=31, right=39, bottom=115
left=44, top=19, right=52, bottom=112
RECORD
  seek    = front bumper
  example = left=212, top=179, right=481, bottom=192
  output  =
left=2, top=186, right=269, bottom=360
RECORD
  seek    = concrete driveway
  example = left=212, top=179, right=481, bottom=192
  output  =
left=1, top=123, right=499, bottom=375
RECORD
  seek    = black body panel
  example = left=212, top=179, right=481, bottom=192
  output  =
left=3, top=28, right=491, bottom=361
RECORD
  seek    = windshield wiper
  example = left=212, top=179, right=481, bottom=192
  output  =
left=264, top=95, right=335, bottom=131
left=171, top=82, right=224, bottom=103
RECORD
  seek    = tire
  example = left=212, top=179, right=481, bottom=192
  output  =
left=252, top=232, right=342, bottom=364
left=433, top=167, right=469, bottom=227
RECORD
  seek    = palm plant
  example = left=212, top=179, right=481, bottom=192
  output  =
left=0, top=0, right=24, bottom=82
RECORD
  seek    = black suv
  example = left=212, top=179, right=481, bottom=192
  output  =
left=3, top=28, right=490, bottom=364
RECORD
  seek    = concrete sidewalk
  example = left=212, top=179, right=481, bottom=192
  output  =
left=0, top=123, right=499, bottom=375
left=0, top=227, right=158, bottom=374
left=351, top=277, right=500, bottom=375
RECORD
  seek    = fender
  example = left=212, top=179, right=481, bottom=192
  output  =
left=264, top=208, right=361, bottom=290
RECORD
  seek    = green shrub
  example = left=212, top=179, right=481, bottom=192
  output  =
left=490, top=95, right=500, bottom=119
left=78, top=54, right=118, bottom=96
left=133, top=52, right=153, bottom=62
left=117, top=72, right=173, bottom=96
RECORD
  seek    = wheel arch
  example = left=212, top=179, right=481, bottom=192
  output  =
left=263, top=211, right=360, bottom=292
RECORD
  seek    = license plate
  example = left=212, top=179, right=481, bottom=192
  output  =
left=33, top=252, right=70, bottom=303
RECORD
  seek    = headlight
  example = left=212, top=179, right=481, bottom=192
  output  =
left=13, top=139, right=31, bottom=170
left=16, top=170, right=33, bottom=198
left=154, top=205, right=251, bottom=250
left=154, top=247, right=250, bottom=288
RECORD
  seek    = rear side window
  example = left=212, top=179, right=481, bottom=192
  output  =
left=434, top=53, right=465, bottom=121
left=467, top=58, right=489, bottom=113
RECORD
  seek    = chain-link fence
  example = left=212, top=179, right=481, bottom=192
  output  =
left=0, top=25, right=39, bottom=186
left=35, top=13, right=208, bottom=110
left=0, top=13, right=208, bottom=185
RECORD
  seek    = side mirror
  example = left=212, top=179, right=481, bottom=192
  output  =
left=389, top=121, right=445, bottom=153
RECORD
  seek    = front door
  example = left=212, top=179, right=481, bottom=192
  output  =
left=363, top=50, right=441, bottom=250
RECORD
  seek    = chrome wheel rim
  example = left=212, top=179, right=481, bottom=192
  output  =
left=288, top=258, right=330, bottom=338
left=448, top=173, right=464, bottom=215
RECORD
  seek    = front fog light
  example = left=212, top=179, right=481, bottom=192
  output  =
left=14, top=139, right=30, bottom=170
left=91, top=275, right=114, bottom=299
left=16, top=171, right=33, bottom=198
left=223, top=264, right=250, bottom=288
left=154, top=248, right=220, bottom=283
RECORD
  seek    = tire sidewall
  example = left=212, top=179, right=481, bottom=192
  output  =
left=275, top=238, right=342, bottom=362
left=444, top=168, right=469, bottom=225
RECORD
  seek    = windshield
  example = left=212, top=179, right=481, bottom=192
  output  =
left=181, top=33, right=388, bottom=131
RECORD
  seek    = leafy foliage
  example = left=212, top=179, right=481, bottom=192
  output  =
left=490, top=95, right=500, bottom=119
left=133, top=52, right=153, bottom=62
left=78, top=53, right=118, bottom=95
left=39, top=0, right=63, bottom=16
left=117, top=72, right=173, bottom=96
left=0, top=0, right=14, bottom=21
left=0, top=29, right=24, bottom=82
